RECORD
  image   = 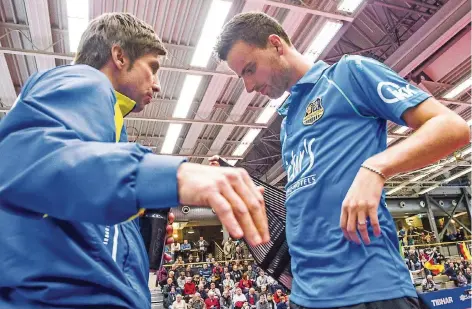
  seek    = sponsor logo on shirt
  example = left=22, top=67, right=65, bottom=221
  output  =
left=377, top=82, right=416, bottom=104
left=303, top=97, right=324, bottom=125
left=285, top=138, right=316, bottom=196
left=430, top=297, right=453, bottom=306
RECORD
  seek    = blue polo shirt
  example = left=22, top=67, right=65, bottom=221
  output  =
left=278, top=55, right=430, bottom=307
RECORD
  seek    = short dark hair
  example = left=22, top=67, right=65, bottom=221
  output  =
left=75, top=13, right=167, bottom=69
left=214, top=12, right=292, bottom=61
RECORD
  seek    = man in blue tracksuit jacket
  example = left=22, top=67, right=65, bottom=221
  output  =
left=0, top=13, right=269, bottom=308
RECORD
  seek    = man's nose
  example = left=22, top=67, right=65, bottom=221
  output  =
left=152, top=76, right=161, bottom=93
left=243, top=78, right=255, bottom=93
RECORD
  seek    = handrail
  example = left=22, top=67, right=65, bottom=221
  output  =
left=163, top=258, right=255, bottom=268
left=404, top=240, right=471, bottom=249
left=214, top=241, right=224, bottom=261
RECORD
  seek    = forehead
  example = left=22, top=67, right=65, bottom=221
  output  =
left=226, top=40, right=259, bottom=74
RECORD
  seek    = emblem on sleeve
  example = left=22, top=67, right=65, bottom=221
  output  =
left=303, top=97, right=324, bottom=125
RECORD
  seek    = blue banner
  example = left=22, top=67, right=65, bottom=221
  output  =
left=418, top=285, right=472, bottom=309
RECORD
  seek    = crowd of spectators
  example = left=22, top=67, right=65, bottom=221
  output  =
left=156, top=257, right=289, bottom=309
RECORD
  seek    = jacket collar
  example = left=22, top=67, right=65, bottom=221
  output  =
left=114, top=91, right=136, bottom=117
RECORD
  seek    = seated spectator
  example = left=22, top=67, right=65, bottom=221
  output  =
left=233, top=288, right=247, bottom=309
left=184, top=277, right=197, bottom=297
left=276, top=296, right=287, bottom=309
left=196, top=283, right=207, bottom=300
left=232, top=267, right=243, bottom=283
left=266, top=294, right=277, bottom=309
left=256, top=294, right=270, bottom=309
left=239, top=273, right=252, bottom=294
left=200, top=263, right=212, bottom=283
left=222, top=272, right=235, bottom=291
left=209, top=282, right=222, bottom=298
left=185, top=265, right=195, bottom=278
left=156, top=266, right=168, bottom=289
left=163, top=278, right=178, bottom=299
left=247, top=265, right=257, bottom=282
left=259, top=285, right=269, bottom=297
left=188, top=255, right=195, bottom=265
left=256, top=270, right=268, bottom=292
left=177, top=272, right=187, bottom=291
left=172, top=294, right=187, bottom=309
left=194, top=256, right=203, bottom=269
left=164, top=285, right=177, bottom=309
left=245, top=288, right=258, bottom=308
left=421, top=275, right=437, bottom=292
left=273, top=290, right=285, bottom=304
left=205, top=291, right=220, bottom=309
left=235, top=246, right=244, bottom=260
left=220, top=289, right=233, bottom=309
left=464, top=267, right=471, bottom=283
left=444, top=262, right=458, bottom=286
left=457, top=271, right=468, bottom=287
left=188, top=292, right=205, bottom=309
left=242, top=301, right=251, bottom=309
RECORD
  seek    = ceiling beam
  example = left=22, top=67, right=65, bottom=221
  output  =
left=24, top=0, right=55, bottom=70
left=262, top=0, right=354, bottom=22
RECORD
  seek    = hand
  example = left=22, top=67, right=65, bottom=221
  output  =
left=340, top=164, right=383, bottom=245
left=164, top=212, right=175, bottom=262
left=177, top=162, right=269, bottom=246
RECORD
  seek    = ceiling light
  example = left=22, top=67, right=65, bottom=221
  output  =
left=232, top=128, right=262, bottom=156
left=256, top=92, right=290, bottom=124
left=337, top=0, right=364, bottom=13
left=418, top=167, right=472, bottom=195
left=191, top=0, right=232, bottom=67
left=173, top=75, right=202, bottom=118
left=387, top=165, right=442, bottom=195
left=227, top=159, right=238, bottom=166
left=66, top=0, right=89, bottom=53
left=394, top=126, right=409, bottom=134
left=187, top=227, right=195, bottom=234
left=161, top=123, right=183, bottom=154
left=467, top=119, right=472, bottom=126
left=387, top=137, right=394, bottom=144
left=304, top=20, right=343, bottom=63
left=442, top=77, right=472, bottom=99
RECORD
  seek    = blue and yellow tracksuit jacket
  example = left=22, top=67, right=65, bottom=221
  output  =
left=0, top=64, right=185, bottom=308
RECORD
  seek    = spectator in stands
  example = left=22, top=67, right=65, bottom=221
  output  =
left=188, top=292, right=205, bottom=309
left=239, top=273, right=252, bottom=294
left=276, top=296, right=287, bottom=309
left=457, top=271, right=468, bottom=287
left=232, top=265, right=243, bottom=283
left=233, top=288, right=248, bottom=309
left=185, top=265, right=195, bottom=278
left=199, top=276, right=208, bottom=289
left=200, top=263, right=212, bottom=283
left=421, top=275, right=437, bottom=292
left=464, top=267, right=471, bottom=283
left=184, top=277, right=197, bottom=298
left=177, top=272, right=187, bottom=291
left=172, top=294, right=187, bottom=309
left=198, top=236, right=209, bottom=260
left=246, top=288, right=258, bottom=308
left=256, top=294, right=270, bottom=309
left=212, top=262, right=223, bottom=286
left=188, top=255, right=195, bottom=265
left=223, top=237, right=235, bottom=260
left=224, top=261, right=232, bottom=271
left=259, top=285, right=269, bottom=297
left=156, top=266, right=168, bottom=289
left=164, top=286, right=177, bottom=309
left=406, top=249, right=421, bottom=270
left=256, top=270, right=268, bottom=292
left=220, top=289, right=232, bottom=309
left=209, top=282, right=222, bottom=298
left=223, top=272, right=235, bottom=291
left=171, top=242, right=181, bottom=262
left=205, top=291, right=220, bottom=309
left=242, top=301, right=251, bottom=309
left=266, top=294, right=276, bottom=309
left=273, top=290, right=284, bottom=304
left=235, top=246, right=244, bottom=260
left=163, top=279, right=177, bottom=308
left=445, top=261, right=458, bottom=286
left=460, top=256, right=470, bottom=268
left=181, top=239, right=192, bottom=260
left=197, top=283, right=208, bottom=300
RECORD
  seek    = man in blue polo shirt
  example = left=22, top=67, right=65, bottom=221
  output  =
left=214, top=12, right=470, bottom=309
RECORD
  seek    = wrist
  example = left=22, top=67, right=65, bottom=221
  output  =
left=363, top=157, right=392, bottom=179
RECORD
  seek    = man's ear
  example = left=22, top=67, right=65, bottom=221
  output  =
left=268, top=34, right=284, bottom=55
left=111, top=44, right=127, bottom=70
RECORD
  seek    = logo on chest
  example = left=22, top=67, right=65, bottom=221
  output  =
left=302, top=97, right=324, bottom=125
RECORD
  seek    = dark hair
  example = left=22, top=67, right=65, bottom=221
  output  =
left=214, top=12, right=291, bottom=61
left=75, top=13, right=167, bottom=69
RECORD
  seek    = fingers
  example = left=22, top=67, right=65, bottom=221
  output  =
left=368, top=206, right=381, bottom=237
left=345, top=205, right=361, bottom=244
left=357, top=211, right=370, bottom=245
left=208, top=193, right=243, bottom=240
left=168, top=211, right=175, bottom=224
left=219, top=177, right=263, bottom=246
left=340, top=205, right=349, bottom=241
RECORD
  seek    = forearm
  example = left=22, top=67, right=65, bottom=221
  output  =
left=365, top=113, right=470, bottom=178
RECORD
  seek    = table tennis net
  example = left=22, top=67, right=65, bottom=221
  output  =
left=218, top=159, right=292, bottom=290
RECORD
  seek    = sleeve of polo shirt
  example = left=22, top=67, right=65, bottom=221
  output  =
left=344, top=55, right=431, bottom=125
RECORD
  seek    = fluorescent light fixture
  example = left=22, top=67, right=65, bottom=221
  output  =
left=173, top=75, right=202, bottom=118
left=467, top=119, right=472, bottom=126
left=173, top=234, right=178, bottom=238
left=387, top=137, right=394, bottom=144
left=191, top=0, right=232, bottom=67
left=443, top=77, right=472, bottom=99
left=227, top=160, right=238, bottom=166
left=232, top=128, right=262, bottom=156
left=394, top=126, right=409, bottom=134
left=461, top=147, right=472, bottom=156
left=418, top=167, right=472, bottom=195
left=161, top=123, right=183, bottom=154
left=256, top=92, right=290, bottom=124
left=337, top=0, right=364, bottom=13
left=304, top=20, right=343, bottom=63
left=387, top=165, right=442, bottom=195
left=66, top=0, right=89, bottom=53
